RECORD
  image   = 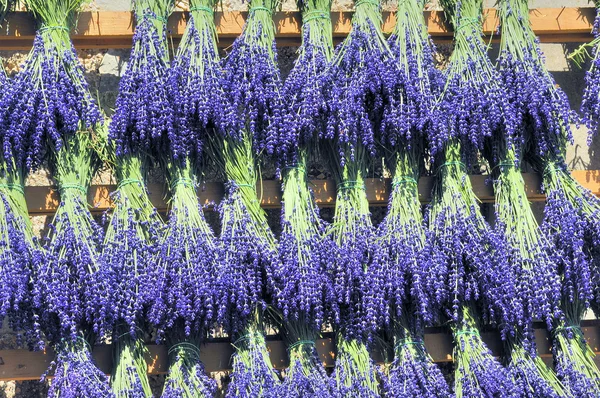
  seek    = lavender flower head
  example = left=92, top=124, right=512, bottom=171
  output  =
left=496, top=0, right=577, bottom=162
left=432, top=0, right=512, bottom=157
left=0, top=0, right=102, bottom=171
left=221, top=0, right=284, bottom=155
left=109, top=0, right=175, bottom=157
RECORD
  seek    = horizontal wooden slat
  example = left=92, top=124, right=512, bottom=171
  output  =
left=0, top=8, right=594, bottom=50
left=1, top=321, right=599, bottom=381
left=23, top=170, right=600, bottom=215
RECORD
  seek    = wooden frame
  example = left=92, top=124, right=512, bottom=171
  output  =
left=1, top=321, right=599, bottom=381
left=21, top=170, right=600, bottom=215
left=0, top=7, right=595, bottom=49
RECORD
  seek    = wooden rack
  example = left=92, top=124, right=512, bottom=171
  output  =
left=20, top=170, right=600, bottom=215
left=0, top=7, right=595, bottom=49
left=1, top=321, right=599, bottom=381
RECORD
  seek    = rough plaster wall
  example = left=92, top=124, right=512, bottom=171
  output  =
left=0, top=0, right=598, bottom=395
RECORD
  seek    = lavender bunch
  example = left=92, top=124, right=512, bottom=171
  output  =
left=325, top=130, right=383, bottom=398
left=37, top=131, right=112, bottom=398
left=210, top=0, right=283, bottom=394
left=432, top=0, right=512, bottom=158
left=150, top=2, right=228, bottom=395
left=102, top=2, right=174, bottom=396
left=534, top=163, right=600, bottom=396
left=44, top=337, right=112, bottom=398
left=569, top=1, right=600, bottom=137
left=221, top=0, right=284, bottom=155
left=496, top=0, right=600, bottom=393
left=380, top=1, right=449, bottom=396
left=426, top=141, right=519, bottom=397
left=268, top=0, right=335, bottom=396
left=109, top=0, right=175, bottom=157
left=483, top=1, right=570, bottom=395
left=0, top=0, right=102, bottom=172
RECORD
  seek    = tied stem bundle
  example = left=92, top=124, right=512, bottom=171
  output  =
left=489, top=153, right=565, bottom=398
left=381, top=0, right=448, bottom=396
left=325, top=143, right=383, bottom=397
left=104, top=1, right=174, bottom=396
left=433, top=0, right=512, bottom=157
left=271, top=0, right=335, bottom=396
left=151, top=0, right=230, bottom=395
left=379, top=146, right=449, bottom=398
left=426, top=142, right=518, bottom=396
left=44, top=335, right=112, bottom=397
left=39, top=132, right=112, bottom=397
left=214, top=0, right=283, bottom=395
left=537, top=163, right=600, bottom=396
left=1, top=0, right=102, bottom=172
left=569, top=0, right=600, bottom=137
left=102, top=154, right=162, bottom=398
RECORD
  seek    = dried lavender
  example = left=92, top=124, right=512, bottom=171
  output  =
left=569, top=1, right=600, bottom=138
left=433, top=0, right=512, bottom=158
left=381, top=1, right=449, bottom=396
left=102, top=2, right=174, bottom=396
left=150, top=2, right=228, bottom=395
left=0, top=0, right=102, bottom=172
left=271, top=0, right=335, bottom=396
left=486, top=1, right=569, bottom=395
left=212, top=0, right=283, bottom=394
left=109, top=0, right=175, bottom=157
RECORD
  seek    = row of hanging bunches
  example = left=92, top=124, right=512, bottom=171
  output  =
left=1, top=0, right=600, bottom=397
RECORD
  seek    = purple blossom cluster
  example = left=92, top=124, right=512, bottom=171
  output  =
left=168, top=6, right=238, bottom=164
left=497, top=52, right=576, bottom=162
left=425, top=166, right=521, bottom=334
left=225, top=330, right=281, bottom=397
left=453, top=324, right=518, bottom=397
left=280, top=26, right=333, bottom=165
left=0, top=32, right=102, bottom=171
left=35, top=192, right=105, bottom=343
left=271, top=344, right=334, bottom=397
left=216, top=184, right=279, bottom=334
left=109, top=7, right=174, bottom=157
left=0, top=194, right=41, bottom=347
left=505, top=348, right=564, bottom=398
left=44, top=337, right=113, bottom=398
left=221, top=3, right=284, bottom=155
left=327, top=208, right=385, bottom=341
left=98, top=181, right=163, bottom=336
left=274, top=214, right=334, bottom=332
left=149, top=201, right=217, bottom=339
left=324, top=23, right=408, bottom=161
left=383, top=339, right=450, bottom=398
left=433, top=0, right=512, bottom=158
left=580, top=9, right=600, bottom=137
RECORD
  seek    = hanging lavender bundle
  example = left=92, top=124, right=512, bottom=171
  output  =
left=0, top=0, right=111, bottom=395
left=321, top=0, right=403, bottom=395
left=379, top=0, right=449, bottom=396
left=150, top=1, right=232, bottom=396
left=268, top=0, right=335, bottom=396
left=209, top=0, right=284, bottom=395
left=487, top=0, right=568, bottom=396
left=494, top=0, right=600, bottom=394
left=103, top=0, right=174, bottom=396
left=430, top=0, right=520, bottom=395
left=0, top=0, right=42, bottom=347
left=569, top=0, right=600, bottom=136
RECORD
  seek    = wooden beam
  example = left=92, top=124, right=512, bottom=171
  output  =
left=0, top=7, right=594, bottom=50
left=22, top=170, right=600, bottom=215
left=1, top=320, right=599, bottom=381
